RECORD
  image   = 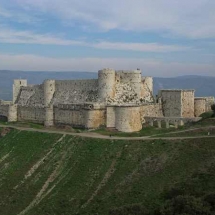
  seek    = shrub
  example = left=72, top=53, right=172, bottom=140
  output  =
left=200, top=111, right=214, bottom=119
left=211, top=104, right=215, bottom=117
left=160, top=195, right=212, bottom=215
left=109, top=204, right=149, bottom=215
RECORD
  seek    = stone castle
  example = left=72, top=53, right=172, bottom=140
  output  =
left=0, top=69, right=214, bottom=132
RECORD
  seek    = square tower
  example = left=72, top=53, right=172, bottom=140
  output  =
left=13, top=79, right=27, bottom=104
left=159, top=89, right=195, bottom=118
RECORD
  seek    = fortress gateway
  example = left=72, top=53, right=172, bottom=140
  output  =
left=0, top=69, right=214, bottom=132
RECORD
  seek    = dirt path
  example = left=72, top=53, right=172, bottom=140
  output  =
left=0, top=124, right=215, bottom=140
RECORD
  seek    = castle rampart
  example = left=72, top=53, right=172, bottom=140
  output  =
left=17, top=106, right=45, bottom=123
left=0, top=68, right=213, bottom=132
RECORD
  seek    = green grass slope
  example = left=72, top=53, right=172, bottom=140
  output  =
left=0, top=128, right=215, bottom=215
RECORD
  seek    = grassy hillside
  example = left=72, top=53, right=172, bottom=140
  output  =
left=0, top=128, right=215, bottom=215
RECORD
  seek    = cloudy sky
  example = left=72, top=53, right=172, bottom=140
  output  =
left=0, top=0, right=215, bottom=76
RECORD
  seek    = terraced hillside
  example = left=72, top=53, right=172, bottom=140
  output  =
left=0, top=128, right=215, bottom=215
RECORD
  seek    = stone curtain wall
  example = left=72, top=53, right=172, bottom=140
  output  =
left=84, top=109, right=106, bottom=128
left=54, top=108, right=84, bottom=127
left=107, top=82, right=139, bottom=105
left=54, top=105, right=106, bottom=128
left=17, top=106, right=45, bottom=123
left=181, top=90, right=195, bottom=117
left=205, top=97, right=215, bottom=112
left=140, top=103, right=164, bottom=123
left=106, top=107, right=116, bottom=128
left=194, top=98, right=206, bottom=117
left=160, top=90, right=182, bottom=117
left=194, top=96, right=215, bottom=116
left=141, top=77, right=154, bottom=102
left=0, top=104, right=10, bottom=117
left=17, top=85, right=44, bottom=107
left=53, top=80, right=98, bottom=105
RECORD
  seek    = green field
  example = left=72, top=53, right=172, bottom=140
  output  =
left=0, top=128, right=215, bottom=215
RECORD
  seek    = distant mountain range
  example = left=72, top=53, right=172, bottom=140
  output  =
left=0, top=70, right=214, bottom=101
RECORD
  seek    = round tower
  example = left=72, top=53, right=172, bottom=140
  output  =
left=44, top=80, right=55, bottom=107
left=98, top=68, right=116, bottom=102
left=44, top=80, right=55, bottom=127
left=115, top=105, right=142, bottom=132
left=194, top=97, right=206, bottom=117
left=44, top=105, right=54, bottom=127
left=125, top=70, right=142, bottom=97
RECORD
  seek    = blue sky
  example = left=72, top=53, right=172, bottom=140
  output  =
left=0, top=0, right=215, bottom=77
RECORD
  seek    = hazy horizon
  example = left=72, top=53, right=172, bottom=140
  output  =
left=0, top=0, right=214, bottom=77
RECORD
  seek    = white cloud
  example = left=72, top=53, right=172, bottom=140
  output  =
left=93, top=42, right=190, bottom=52
left=0, top=28, right=190, bottom=52
left=0, top=28, right=83, bottom=45
left=0, top=53, right=214, bottom=77
left=0, top=3, right=40, bottom=24
left=12, top=0, right=215, bottom=38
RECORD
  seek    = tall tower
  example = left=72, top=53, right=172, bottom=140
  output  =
left=128, top=70, right=142, bottom=98
left=44, top=80, right=55, bottom=107
left=8, top=104, right=18, bottom=122
left=141, top=77, right=153, bottom=101
left=43, top=80, right=55, bottom=127
left=98, top=68, right=116, bottom=102
left=13, top=79, right=27, bottom=104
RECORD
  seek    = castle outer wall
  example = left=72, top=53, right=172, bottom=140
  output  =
left=0, top=69, right=214, bottom=132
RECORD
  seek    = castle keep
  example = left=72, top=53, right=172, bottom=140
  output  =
left=0, top=69, right=214, bottom=132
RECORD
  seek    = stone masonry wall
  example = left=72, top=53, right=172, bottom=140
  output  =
left=160, top=90, right=182, bottom=117
left=106, top=106, right=116, bottom=128
left=98, top=69, right=115, bottom=102
left=53, top=80, right=98, bottom=105
left=181, top=90, right=195, bottom=117
left=107, top=71, right=153, bottom=105
left=17, top=106, right=45, bottom=123
left=13, top=79, right=27, bottom=103
left=205, top=97, right=215, bottom=112
left=115, top=106, right=142, bottom=132
left=141, top=77, right=154, bottom=102
left=54, top=106, right=105, bottom=128
left=17, top=85, right=44, bottom=107
left=0, top=104, right=9, bottom=117
left=140, top=103, right=164, bottom=123
left=194, top=98, right=206, bottom=117
left=84, top=109, right=106, bottom=128
left=54, top=107, right=85, bottom=127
